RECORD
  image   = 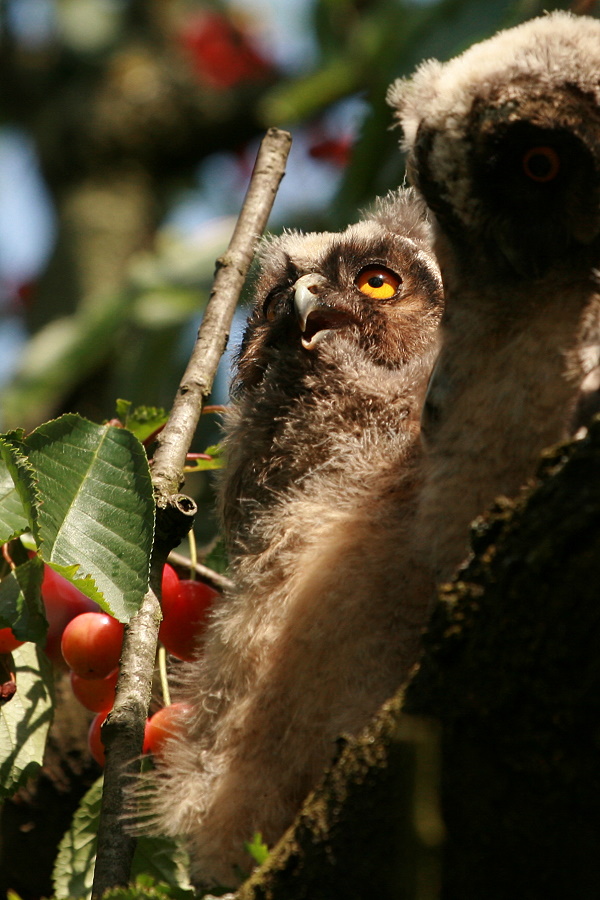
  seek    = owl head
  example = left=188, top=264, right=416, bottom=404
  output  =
left=234, top=188, right=443, bottom=393
left=387, top=12, right=600, bottom=281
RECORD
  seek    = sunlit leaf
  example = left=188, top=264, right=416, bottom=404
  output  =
left=115, top=400, right=169, bottom=444
left=53, top=777, right=194, bottom=900
left=0, top=556, right=46, bottom=643
left=0, top=642, right=53, bottom=797
left=24, top=414, right=155, bottom=622
left=183, top=443, right=225, bottom=472
left=244, top=832, right=270, bottom=866
left=0, top=447, right=30, bottom=544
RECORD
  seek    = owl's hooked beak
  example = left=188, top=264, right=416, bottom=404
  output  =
left=294, top=273, right=352, bottom=350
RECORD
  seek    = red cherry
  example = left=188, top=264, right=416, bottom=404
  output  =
left=0, top=628, right=25, bottom=654
left=159, top=579, right=218, bottom=661
left=88, top=711, right=109, bottom=766
left=161, top=563, right=180, bottom=605
left=70, top=668, right=118, bottom=713
left=41, top=565, right=100, bottom=667
left=143, top=703, right=189, bottom=757
left=61, top=612, right=124, bottom=679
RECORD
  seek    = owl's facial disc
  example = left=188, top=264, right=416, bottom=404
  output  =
left=294, top=273, right=355, bottom=350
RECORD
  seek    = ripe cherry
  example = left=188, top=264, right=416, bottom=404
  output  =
left=61, top=612, right=124, bottom=679
left=161, top=563, right=180, bottom=606
left=41, top=565, right=99, bottom=667
left=0, top=628, right=25, bottom=654
left=70, top=668, right=118, bottom=713
left=88, top=711, right=109, bottom=766
left=159, top=578, right=218, bottom=661
left=143, top=703, right=189, bottom=757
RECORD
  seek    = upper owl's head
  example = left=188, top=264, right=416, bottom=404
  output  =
left=387, top=12, right=600, bottom=280
left=235, top=188, right=443, bottom=391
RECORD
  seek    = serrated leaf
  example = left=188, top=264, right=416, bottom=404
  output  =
left=0, top=556, right=47, bottom=643
left=115, top=400, right=169, bottom=444
left=54, top=777, right=194, bottom=900
left=0, top=433, right=37, bottom=535
left=53, top=776, right=102, bottom=899
left=23, top=414, right=155, bottom=622
left=0, top=642, right=53, bottom=798
left=131, top=834, right=193, bottom=895
left=0, top=450, right=30, bottom=543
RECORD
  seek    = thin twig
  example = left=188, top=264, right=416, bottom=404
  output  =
left=152, top=127, right=293, bottom=503
left=91, top=128, right=292, bottom=899
left=168, top=550, right=234, bottom=593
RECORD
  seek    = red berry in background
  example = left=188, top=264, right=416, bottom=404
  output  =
left=0, top=628, right=25, bottom=654
left=143, top=703, right=189, bottom=758
left=70, top=668, right=118, bottom=713
left=309, top=135, right=354, bottom=168
left=178, top=11, right=273, bottom=90
left=41, top=565, right=100, bottom=667
left=88, top=711, right=109, bottom=766
left=159, top=578, right=218, bottom=661
left=61, top=612, right=124, bottom=679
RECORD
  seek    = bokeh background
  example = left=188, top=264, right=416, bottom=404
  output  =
left=0, top=0, right=594, bottom=540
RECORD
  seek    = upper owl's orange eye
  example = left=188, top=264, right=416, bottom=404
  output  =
left=355, top=266, right=401, bottom=300
left=522, top=146, right=560, bottom=182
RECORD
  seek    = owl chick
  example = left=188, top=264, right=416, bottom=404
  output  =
left=388, top=11, right=600, bottom=581
left=133, top=189, right=443, bottom=889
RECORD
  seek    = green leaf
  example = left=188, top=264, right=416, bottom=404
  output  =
left=0, top=556, right=47, bottom=643
left=184, top=444, right=226, bottom=472
left=53, top=776, right=101, bottom=900
left=53, top=777, right=194, bottom=900
left=202, top=537, right=228, bottom=576
left=244, top=832, right=270, bottom=866
left=131, top=834, right=194, bottom=895
left=0, top=642, right=53, bottom=798
left=100, top=876, right=194, bottom=900
left=23, top=414, right=155, bottom=622
left=0, top=433, right=37, bottom=535
left=115, top=400, right=169, bottom=444
left=0, top=447, right=30, bottom=543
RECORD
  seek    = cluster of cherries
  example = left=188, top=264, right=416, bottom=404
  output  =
left=0, top=562, right=219, bottom=765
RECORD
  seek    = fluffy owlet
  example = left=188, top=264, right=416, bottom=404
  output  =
left=132, top=189, right=443, bottom=889
left=388, top=11, right=600, bottom=581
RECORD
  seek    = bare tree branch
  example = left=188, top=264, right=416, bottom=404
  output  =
left=91, top=127, right=292, bottom=899
left=151, top=127, right=293, bottom=503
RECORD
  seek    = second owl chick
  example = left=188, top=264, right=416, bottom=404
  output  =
left=133, top=189, right=443, bottom=889
left=389, top=11, right=600, bottom=581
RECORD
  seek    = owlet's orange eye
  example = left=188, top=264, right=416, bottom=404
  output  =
left=355, top=266, right=402, bottom=300
left=522, top=146, right=560, bottom=183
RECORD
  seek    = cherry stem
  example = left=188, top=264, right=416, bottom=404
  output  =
left=157, top=645, right=171, bottom=708
left=188, top=529, right=198, bottom=581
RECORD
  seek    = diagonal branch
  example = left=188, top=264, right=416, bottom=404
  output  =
left=151, top=127, right=293, bottom=503
left=91, top=127, right=292, bottom=899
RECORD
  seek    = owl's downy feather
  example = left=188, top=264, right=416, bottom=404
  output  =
left=130, top=189, right=442, bottom=889
left=388, top=11, right=600, bottom=580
